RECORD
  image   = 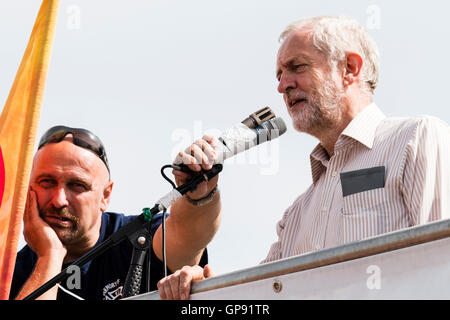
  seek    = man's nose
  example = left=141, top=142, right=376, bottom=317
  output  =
left=277, top=72, right=297, bottom=94
left=51, top=186, right=69, bottom=208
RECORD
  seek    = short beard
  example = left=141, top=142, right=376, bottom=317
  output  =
left=40, top=206, right=82, bottom=246
left=290, top=72, right=344, bottom=135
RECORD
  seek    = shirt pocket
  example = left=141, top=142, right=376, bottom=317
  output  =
left=339, top=188, right=388, bottom=244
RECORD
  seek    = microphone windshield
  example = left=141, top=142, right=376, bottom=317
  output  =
left=218, top=112, right=287, bottom=163
left=259, top=117, right=287, bottom=141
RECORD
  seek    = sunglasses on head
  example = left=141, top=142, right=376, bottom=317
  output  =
left=38, top=125, right=110, bottom=174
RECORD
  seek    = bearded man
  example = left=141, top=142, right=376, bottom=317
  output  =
left=156, top=15, right=450, bottom=300
left=10, top=126, right=220, bottom=300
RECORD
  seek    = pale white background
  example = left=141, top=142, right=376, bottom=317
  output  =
left=1, top=1, right=449, bottom=276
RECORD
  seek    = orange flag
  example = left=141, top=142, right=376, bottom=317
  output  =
left=0, top=0, right=59, bottom=299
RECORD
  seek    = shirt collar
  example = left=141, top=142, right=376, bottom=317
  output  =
left=339, top=102, right=386, bottom=150
left=309, top=103, right=386, bottom=184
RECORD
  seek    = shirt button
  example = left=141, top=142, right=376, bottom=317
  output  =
left=321, top=206, right=327, bottom=212
left=331, top=171, right=338, bottom=177
left=315, top=244, right=321, bottom=251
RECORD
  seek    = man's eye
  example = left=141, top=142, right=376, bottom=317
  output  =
left=38, top=179, right=56, bottom=188
left=69, top=182, right=88, bottom=192
left=295, top=64, right=307, bottom=71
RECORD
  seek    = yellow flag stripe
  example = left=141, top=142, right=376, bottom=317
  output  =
left=0, top=0, right=59, bottom=300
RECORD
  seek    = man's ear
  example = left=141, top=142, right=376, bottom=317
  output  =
left=100, top=181, right=114, bottom=212
left=343, top=52, right=363, bottom=87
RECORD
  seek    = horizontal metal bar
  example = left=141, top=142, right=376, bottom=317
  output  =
left=126, top=218, right=450, bottom=300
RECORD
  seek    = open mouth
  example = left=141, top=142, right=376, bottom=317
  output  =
left=44, top=215, right=73, bottom=227
left=289, top=98, right=308, bottom=108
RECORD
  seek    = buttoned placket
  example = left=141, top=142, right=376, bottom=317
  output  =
left=325, top=148, right=350, bottom=248
left=316, top=138, right=356, bottom=251
left=304, top=104, right=385, bottom=254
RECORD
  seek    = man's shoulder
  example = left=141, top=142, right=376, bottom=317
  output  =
left=101, top=211, right=133, bottom=226
left=15, top=244, right=37, bottom=266
left=376, top=114, right=449, bottom=144
left=101, top=211, right=165, bottom=236
left=10, top=245, right=37, bottom=299
left=381, top=114, right=449, bottom=132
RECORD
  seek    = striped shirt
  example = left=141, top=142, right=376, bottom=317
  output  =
left=262, top=103, right=450, bottom=263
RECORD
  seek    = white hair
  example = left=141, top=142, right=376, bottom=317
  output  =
left=279, top=16, right=380, bottom=95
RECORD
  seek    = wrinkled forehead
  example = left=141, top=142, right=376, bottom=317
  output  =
left=276, top=27, right=332, bottom=76
left=32, top=139, right=109, bottom=183
left=277, top=28, right=315, bottom=61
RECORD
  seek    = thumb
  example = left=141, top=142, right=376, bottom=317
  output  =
left=203, top=264, right=216, bottom=278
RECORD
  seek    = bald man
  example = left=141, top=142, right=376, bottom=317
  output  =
left=10, top=126, right=221, bottom=300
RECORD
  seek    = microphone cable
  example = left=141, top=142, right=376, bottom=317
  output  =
left=160, top=164, right=177, bottom=189
left=158, top=163, right=204, bottom=278
left=159, top=164, right=179, bottom=280
left=162, top=207, right=168, bottom=278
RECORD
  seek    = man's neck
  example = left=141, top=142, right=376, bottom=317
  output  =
left=316, top=95, right=373, bottom=157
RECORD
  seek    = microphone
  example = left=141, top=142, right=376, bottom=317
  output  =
left=157, top=107, right=286, bottom=209
left=174, top=106, right=287, bottom=168
left=216, top=106, right=287, bottom=164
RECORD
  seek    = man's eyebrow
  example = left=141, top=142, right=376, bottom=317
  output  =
left=69, top=176, right=89, bottom=183
left=35, top=173, right=92, bottom=186
left=276, top=53, right=313, bottom=78
left=35, top=173, right=56, bottom=180
left=286, top=54, right=312, bottom=67
left=63, top=172, right=92, bottom=186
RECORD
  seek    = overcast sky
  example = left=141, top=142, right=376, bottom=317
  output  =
left=1, top=0, right=449, bottom=276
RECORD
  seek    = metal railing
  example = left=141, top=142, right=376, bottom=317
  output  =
left=126, top=218, right=450, bottom=300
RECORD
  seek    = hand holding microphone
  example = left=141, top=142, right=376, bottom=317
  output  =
left=170, top=107, right=287, bottom=201
left=156, top=107, right=287, bottom=300
left=172, top=134, right=221, bottom=204
left=158, top=107, right=287, bottom=210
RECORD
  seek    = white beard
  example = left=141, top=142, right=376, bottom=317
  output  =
left=289, top=75, right=344, bottom=134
